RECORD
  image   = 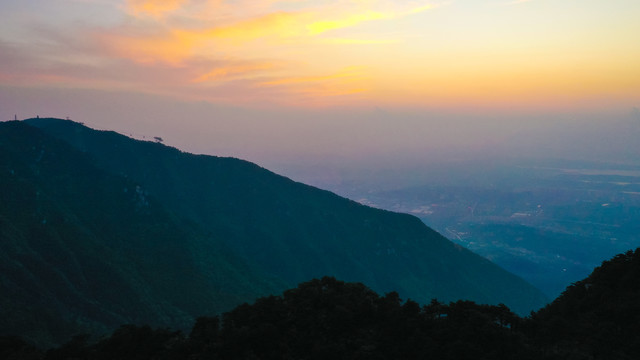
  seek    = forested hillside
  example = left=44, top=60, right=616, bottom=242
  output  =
left=26, top=118, right=547, bottom=314
left=4, top=249, right=639, bottom=359
left=2, top=119, right=546, bottom=347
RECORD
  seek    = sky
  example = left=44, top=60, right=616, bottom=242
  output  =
left=1, top=0, right=639, bottom=170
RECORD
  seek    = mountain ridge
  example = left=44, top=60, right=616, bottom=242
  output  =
left=2, top=118, right=547, bottom=346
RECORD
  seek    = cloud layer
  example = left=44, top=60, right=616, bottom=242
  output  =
left=0, top=0, right=638, bottom=109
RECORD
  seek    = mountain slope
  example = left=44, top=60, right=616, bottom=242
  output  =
left=0, top=121, right=277, bottom=347
left=25, top=118, right=548, bottom=314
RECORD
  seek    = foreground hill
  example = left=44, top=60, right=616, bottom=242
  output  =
left=1, top=119, right=546, bottom=346
left=6, top=250, right=640, bottom=359
left=531, top=248, right=640, bottom=358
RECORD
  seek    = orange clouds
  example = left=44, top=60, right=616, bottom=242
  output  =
left=307, top=11, right=388, bottom=35
left=85, top=1, right=436, bottom=105
left=193, top=62, right=277, bottom=82
left=126, top=0, right=188, bottom=18
left=206, top=11, right=308, bottom=42
left=97, top=5, right=404, bottom=63
left=200, top=3, right=433, bottom=43
left=6, top=0, right=637, bottom=111
left=307, top=4, right=434, bottom=35
left=95, top=29, right=196, bottom=65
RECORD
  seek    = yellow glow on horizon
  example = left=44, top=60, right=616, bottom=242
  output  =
left=369, top=53, right=640, bottom=110
left=260, top=67, right=364, bottom=86
left=320, top=38, right=398, bottom=45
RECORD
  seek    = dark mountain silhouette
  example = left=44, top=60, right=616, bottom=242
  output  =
left=1, top=118, right=547, bottom=346
left=530, top=248, right=640, bottom=358
left=8, top=249, right=640, bottom=359
left=2, top=277, right=541, bottom=360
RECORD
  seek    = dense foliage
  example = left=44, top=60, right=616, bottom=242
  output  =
left=0, top=277, right=537, bottom=360
left=5, top=248, right=640, bottom=360
left=530, top=248, right=640, bottom=359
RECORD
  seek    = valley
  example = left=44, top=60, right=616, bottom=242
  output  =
left=304, top=160, right=640, bottom=298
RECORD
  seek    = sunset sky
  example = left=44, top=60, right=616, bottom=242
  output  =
left=1, top=0, right=639, bottom=166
